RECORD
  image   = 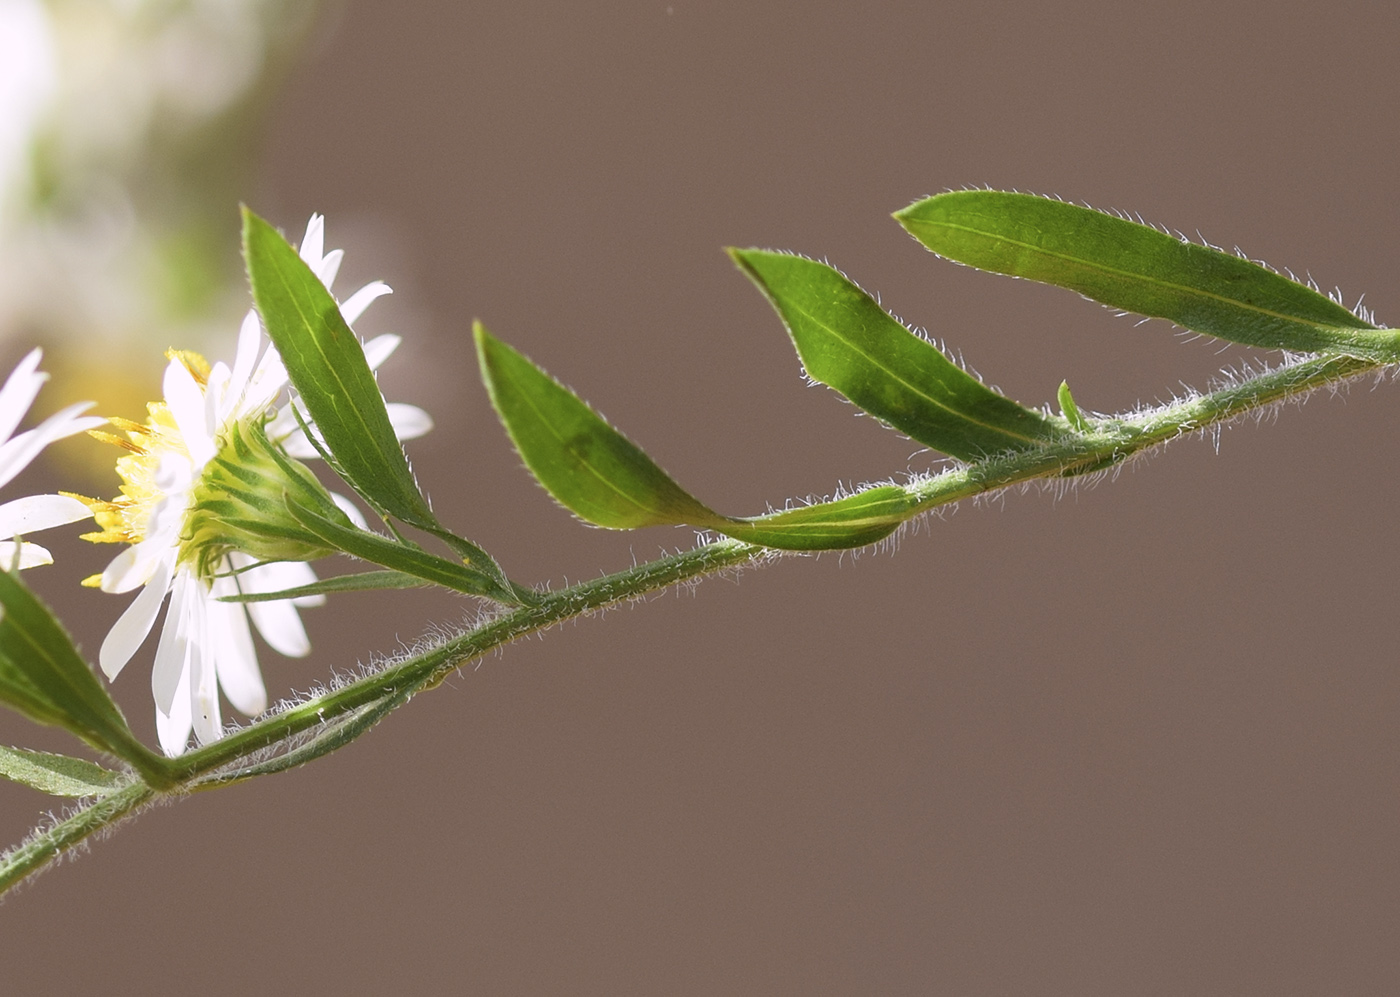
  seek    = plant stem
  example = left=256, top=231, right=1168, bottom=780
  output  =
left=0, top=351, right=1382, bottom=895
left=0, top=782, right=155, bottom=895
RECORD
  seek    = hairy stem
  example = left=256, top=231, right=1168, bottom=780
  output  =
left=0, top=782, right=155, bottom=895
left=0, top=351, right=1382, bottom=895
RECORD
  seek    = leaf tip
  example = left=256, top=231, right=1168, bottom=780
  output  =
left=725, top=245, right=759, bottom=274
left=472, top=319, right=494, bottom=352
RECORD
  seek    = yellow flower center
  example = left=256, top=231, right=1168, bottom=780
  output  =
left=73, top=350, right=210, bottom=586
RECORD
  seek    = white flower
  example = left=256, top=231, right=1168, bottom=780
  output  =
left=0, top=347, right=104, bottom=568
left=85, top=214, right=432, bottom=756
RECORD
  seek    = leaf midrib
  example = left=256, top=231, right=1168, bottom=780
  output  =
left=912, top=216, right=1376, bottom=335
left=784, top=294, right=1049, bottom=449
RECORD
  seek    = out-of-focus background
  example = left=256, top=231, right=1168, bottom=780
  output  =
left=3, top=1, right=1400, bottom=992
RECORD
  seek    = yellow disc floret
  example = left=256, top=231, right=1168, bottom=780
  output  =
left=78, top=405, right=188, bottom=546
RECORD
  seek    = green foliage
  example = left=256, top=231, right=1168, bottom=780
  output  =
left=476, top=323, right=913, bottom=550
left=0, top=571, right=155, bottom=770
left=243, top=207, right=522, bottom=603
left=0, top=745, right=121, bottom=798
left=285, top=499, right=519, bottom=602
left=9, top=188, right=1400, bottom=893
left=221, top=569, right=428, bottom=603
left=1057, top=381, right=1091, bottom=432
left=243, top=208, right=434, bottom=527
left=476, top=323, right=713, bottom=530
left=894, top=190, right=1399, bottom=357
left=721, top=487, right=916, bottom=549
left=476, top=194, right=1400, bottom=554
left=729, top=249, right=1064, bottom=459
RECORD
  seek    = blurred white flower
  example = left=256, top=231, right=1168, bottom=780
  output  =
left=0, top=0, right=56, bottom=218
left=0, top=0, right=324, bottom=373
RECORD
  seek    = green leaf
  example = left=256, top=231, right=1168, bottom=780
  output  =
left=476, top=323, right=715, bottom=529
left=895, top=190, right=1397, bottom=356
left=242, top=208, right=436, bottom=528
left=0, top=571, right=149, bottom=764
left=719, top=486, right=913, bottom=550
left=218, top=568, right=429, bottom=603
left=285, top=499, right=518, bottom=603
left=730, top=249, right=1062, bottom=461
left=0, top=745, right=121, bottom=797
left=477, top=324, right=911, bottom=550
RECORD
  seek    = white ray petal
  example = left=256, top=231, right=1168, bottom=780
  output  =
left=102, top=530, right=173, bottom=593
left=215, top=625, right=266, bottom=716
left=156, top=658, right=192, bottom=757
left=386, top=403, right=434, bottom=441
left=99, top=559, right=172, bottom=679
left=277, top=417, right=327, bottom=459
left=330, top=491, right=368, bottom=529
left=243, top=343, right=289, bottom=415
left=151, top=570, right=191, bottom=713
left=0, top=540, right=53, bottom=569
left=226, top=310, right=262, bottom=414
left=0, top=348, right=44, bottom=445
left=0, top=493, right=91, bottom=539
left=243, top=577, right=313, bottom=656
left=361, top=333, right=401, bottom=371
left=0, top=403, right=104, bottom=490
left=318, top=248, right=344, bottom=290
left=99, top=545, right=142, bottom=593
left=263, top=560, right=323, bottom=609
left=209, top=573, right=266, bottom=716
left=339, top=281, right=391, bottom=326
left=237, top=555, right=325, bottom=609
left=191, top=599, right=222, bottom=746
left=262, top=401, right=300, bottom=444
left=163, top=359, right=215, bottom=467
left=141, top=474, right=193, bottom=550
left=299, top=213, right=324, bottom=270
left=203, top=364, right=230, bottom=441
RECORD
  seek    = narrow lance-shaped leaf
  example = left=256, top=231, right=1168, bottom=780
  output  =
left=0, top=745, right=121, bottom=797
left=895, top=190, right=1399, bottom=357
left=476, top=324, right=913, bottom=550
left=242, top=208, right=437, bottom=529
left=721, top=486, right=917, bottom=550
left=284, top=498, right=519, bottom=603
left=282, top=396, right=519, bottom=600
left=220, top=569, right=428, bottom=604
left=0, top=571, right=151, bottom=767
left=476, top=323, right=714, bottom=530
left=730, top=250, right=1063, bottom=461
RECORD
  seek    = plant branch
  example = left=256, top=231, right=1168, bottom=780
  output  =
left=0, top=350, right=1383, bottom=895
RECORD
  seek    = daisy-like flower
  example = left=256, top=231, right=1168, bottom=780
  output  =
left=82, top=215, right=432, bottom=756
left=0, top=347, right=105, bottom=568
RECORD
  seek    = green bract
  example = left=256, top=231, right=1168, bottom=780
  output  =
left=183, top=418, right=346, bottom=578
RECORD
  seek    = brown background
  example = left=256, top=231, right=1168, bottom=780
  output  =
left=5, top=1, right=1400, bottom=992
